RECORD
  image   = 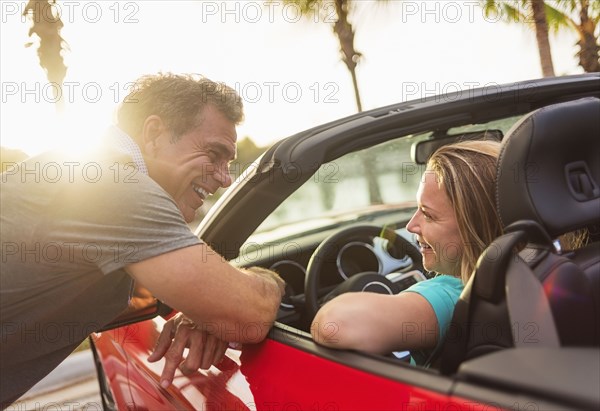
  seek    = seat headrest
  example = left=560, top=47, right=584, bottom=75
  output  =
left=496, top=97, right=600, bottom=237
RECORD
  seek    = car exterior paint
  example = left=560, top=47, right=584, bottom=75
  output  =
left=92, top=318, right=500, bottom=411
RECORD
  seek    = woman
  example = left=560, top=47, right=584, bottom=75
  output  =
left=311, top=140, right=502, bottom=364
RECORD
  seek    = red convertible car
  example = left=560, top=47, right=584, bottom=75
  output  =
left=91, top=74, right=600, bottom=410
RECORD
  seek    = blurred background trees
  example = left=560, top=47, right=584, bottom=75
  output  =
left=10, top=0, right=598, bottom=199
left=483, top=0, right=556, bottom=76
left=23, top=0, right=68, bottom=110
left=483, top=0, right=599, bottom=75
left=280, top=0, right=384, bottom=205
left=546, top=0, right=600, bottom=73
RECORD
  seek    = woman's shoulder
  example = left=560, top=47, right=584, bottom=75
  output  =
left=428, top=274, right=463, bottom=286
left=403, top=274, right=463, bottom=298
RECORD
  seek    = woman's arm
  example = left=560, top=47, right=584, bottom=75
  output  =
left=311, top=291, right=439, bottom=354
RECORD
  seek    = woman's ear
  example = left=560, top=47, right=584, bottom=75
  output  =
left=140, top=115, right=165, bottom=156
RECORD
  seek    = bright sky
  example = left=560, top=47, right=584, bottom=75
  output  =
left=0, top=0, right=583, bottom=156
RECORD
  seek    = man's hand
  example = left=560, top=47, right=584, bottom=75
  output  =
left=148, top=313, right=229, bottom=389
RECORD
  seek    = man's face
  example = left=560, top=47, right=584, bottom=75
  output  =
left=144, top=105, right=237, bottom=223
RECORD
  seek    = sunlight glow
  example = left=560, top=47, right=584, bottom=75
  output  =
left=1, top=1, right=582, bottom=158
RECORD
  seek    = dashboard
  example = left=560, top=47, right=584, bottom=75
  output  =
left=235, top=217, right=427, bottom=331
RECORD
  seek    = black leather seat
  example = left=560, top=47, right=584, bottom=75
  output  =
left=439, top=97, right=600, bottom=375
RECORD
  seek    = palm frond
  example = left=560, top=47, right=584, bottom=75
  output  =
left=23, top=0, right=68, bottom=88
left=279, top=0, right=329, bottom=19
left=482, top=1, right=529, bottom=23
left=554, top=0, right=578, bottom=14
left=545, top=3, right=575, bottom=33
left=586, top=0, right=600, bottom=25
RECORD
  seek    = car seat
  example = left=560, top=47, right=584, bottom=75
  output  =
left=438, top=97, right=600, bottom=375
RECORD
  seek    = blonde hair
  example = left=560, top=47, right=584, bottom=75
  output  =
left=427, top=140, right=502, bottom=283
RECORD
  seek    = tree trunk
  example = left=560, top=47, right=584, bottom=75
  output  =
left=348, top=60, right=363, bottom=112
left=333, top=0, right=362, bottom=112
left=576, top=0, right=600, bottom=72
left=531, top=0, right=556, bottom=77
left=332, top=0, right=382, bottom=205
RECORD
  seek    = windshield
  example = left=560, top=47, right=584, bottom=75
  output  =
left=248, top=114, right=524, bottom=244
left=254, top=133, right=430, bottom=236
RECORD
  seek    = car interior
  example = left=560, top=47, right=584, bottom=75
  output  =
left=95, top=78, right=599, bottom=409
left=233, top=100, right=598, bottom=334
left=229, top=96, right=600, bottom=408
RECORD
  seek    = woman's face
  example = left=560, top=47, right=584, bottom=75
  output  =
left=406, top=170, right=463, bottom=276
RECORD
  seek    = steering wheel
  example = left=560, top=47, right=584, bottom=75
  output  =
left=304, top=225, right=424, bottom=319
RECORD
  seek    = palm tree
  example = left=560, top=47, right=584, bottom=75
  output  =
left=483, top=0, right=556, bottom=77
left=282, top=0, right=369, bottom=111
left=545, top=0, right=600, bottom=73
left=23, top=0, right=68, bottom=110
left=280, top=0, right=383, bottom=204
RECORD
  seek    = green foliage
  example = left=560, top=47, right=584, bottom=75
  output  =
left=483, top=0, right=527, bottom=22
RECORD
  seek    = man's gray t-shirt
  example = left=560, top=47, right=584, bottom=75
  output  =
left=0, top=148, right=201, bottom=405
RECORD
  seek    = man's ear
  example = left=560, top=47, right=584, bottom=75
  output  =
left=140, top=115, right=166, bottom=156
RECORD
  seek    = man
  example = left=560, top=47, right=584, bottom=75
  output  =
left=0, top=73, right=285, bottom=406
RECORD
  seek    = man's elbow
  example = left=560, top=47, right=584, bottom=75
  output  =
left=231, top=267, right=284, bottom=344
left=233, top=298, right=280, bottom=344
left=235, top=321, right=273, bottom=344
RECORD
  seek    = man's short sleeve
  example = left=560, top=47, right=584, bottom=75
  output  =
left=41, top=160, right=202, bottom=275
